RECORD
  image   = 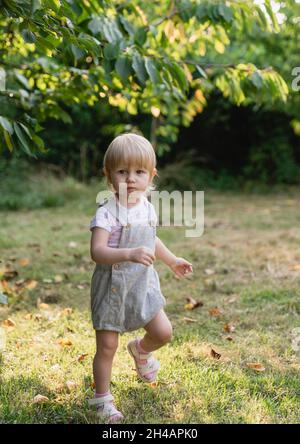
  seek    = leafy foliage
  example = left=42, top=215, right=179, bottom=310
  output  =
left=0, top=0, right=289, bottom=156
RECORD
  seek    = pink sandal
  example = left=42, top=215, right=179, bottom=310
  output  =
left=127, top=338, right=160, bottom=383
left=88, top=393, right=124, bottom=423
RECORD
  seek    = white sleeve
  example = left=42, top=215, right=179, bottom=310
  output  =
left=89, top=206, right=112, bottom=232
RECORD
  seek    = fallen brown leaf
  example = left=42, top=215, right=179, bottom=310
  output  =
left=77, top=353, right=88, bottom=362
left=182, top=316, right=197, bottom=323
left=60, top=308, right=73, bottom=316
left=2, top=268, right=18, bottom=279
left=246, top=362, right=266, bottom=372
left=57, top=338, right=73, bottom=346
left=2, top=318, right=16, bottom=330
left=19, top=258, right=30, bottom=267
left=33, top=394, right=49, bottom=404
left=39, top=303, right=51, bottom=310
left=23, top=279, right=38, bottom=290
left=209, top=307, right=222, bottom=317
left=224, top=323, right=235, bottom=333
left=185, top=296, right=203, bottom=310
left=65, top=380, right=77, bottom=392
left=210, top=348, right=221, bottom=359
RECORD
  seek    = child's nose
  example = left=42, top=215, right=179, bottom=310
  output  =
left=127, top=173, right=136, bottom=181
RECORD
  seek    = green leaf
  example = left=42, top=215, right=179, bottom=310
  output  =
left=196, top=65, right=208, bottom=79
left=3, top=129, right=14, bottom=152
left=13, top=122, right=36, bottom=157
left=169, top=62, right=189, bottom=92
left=196, top=4, right=208, bottom=21
left=218, top=5, right=233, bottom=23
left=145, top=58, right=160, bottom=84
left=88, top=18, right=102, bottom=35
left=134, top=27, right=147, bottom=47
left=251, top=71, right=263, bottom=89
left=30, top=0, right=41, bottom=14
left=71, top=44, right=85, bottom=61
left=0, top=117, right=13, bottom=135
left=132, top=53, right=148, bottom=84
left=265, top=0, right=280, bottom=32
left=21, top=30, right=36, bottom=44
left=44, top=0, right=61, bottom=13
left=103, top=42, right=120, bottom=60
left=118, top=16, right=135, bottom=36
left=32, top=133, right=47, bottom=152
left=115, top=56, right=132, bottom=81
left=15, top=73, right=30, bottom=89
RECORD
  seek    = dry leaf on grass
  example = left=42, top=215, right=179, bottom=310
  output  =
left=184, top=297, right=203, bottom=310
left=210, top=348, right=221, bottom=359
left=246, top=362, right=266, bottom=372
left=182, top=316, right=197, bottom=323
left=19, top=258, right=30, bottom=267
left=57, top=338, right=73, bottom=346
left=33, top=394, right=49, bottom=404
left=1, top=318, right=16, bottom=330
left=209, top=307, right=222, bottom=317
left=65, top=380, right=77, bottom=392
left=0, top=268, right=18, bottom=279
left=205, top=268, right=215, bottom=275
left=224, top=323, right=235, bottom=333
left=60, top=308, right=73, bottom=316
left=77, top=353, right=88, bottom=362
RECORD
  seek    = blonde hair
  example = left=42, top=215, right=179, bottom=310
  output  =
left=103, top=133, right=158, bottom=196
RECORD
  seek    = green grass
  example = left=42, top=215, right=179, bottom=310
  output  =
left=1, top=180, right=300, bottom=423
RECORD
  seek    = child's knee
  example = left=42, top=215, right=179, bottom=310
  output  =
left=96, top=331, right=119, bottom=355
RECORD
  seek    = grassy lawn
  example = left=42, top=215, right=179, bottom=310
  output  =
left=1, top=181, right=300, bottom=424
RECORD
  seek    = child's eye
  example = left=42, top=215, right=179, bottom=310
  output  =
left=137, top=170, right=145, bottom=174
left=118, top=170, right=126, bottom=174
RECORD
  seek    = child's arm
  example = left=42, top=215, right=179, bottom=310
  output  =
left=91, top=227, right=155, bottom=266
left=155, top=236, right=193, bottom=279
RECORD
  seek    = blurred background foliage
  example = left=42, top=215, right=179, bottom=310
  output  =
left=0, top=0, right=300, bottom=211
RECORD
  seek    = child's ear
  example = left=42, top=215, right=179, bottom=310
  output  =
left=152, top=168, right=158, bottom=178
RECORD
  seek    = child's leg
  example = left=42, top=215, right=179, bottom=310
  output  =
left=140, top=309, right=173, bottom=352
left=127, top=310, right=172, bottom=382
left=93, top=330, right=119, bottom=394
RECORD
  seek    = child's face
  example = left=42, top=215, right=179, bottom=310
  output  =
left=108, top=165, right=156, bottom=196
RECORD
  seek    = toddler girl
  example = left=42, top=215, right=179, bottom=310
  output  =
left=88, top=133, right=193, bottom=423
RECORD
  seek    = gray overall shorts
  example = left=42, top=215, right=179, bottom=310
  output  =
left=90, top=198, right=166, bottom=334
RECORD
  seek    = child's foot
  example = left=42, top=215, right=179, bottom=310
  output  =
left=127, top=338, right=160, bottom=383
left=88, top=393, right=124, bottom=423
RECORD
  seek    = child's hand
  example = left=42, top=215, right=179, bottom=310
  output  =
left=129, top=246, right=155, bottom=266
left=168, top=257, right=193, bottom=279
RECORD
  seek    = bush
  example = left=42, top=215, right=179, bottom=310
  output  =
left=0, top=156, right=86, bottom=211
